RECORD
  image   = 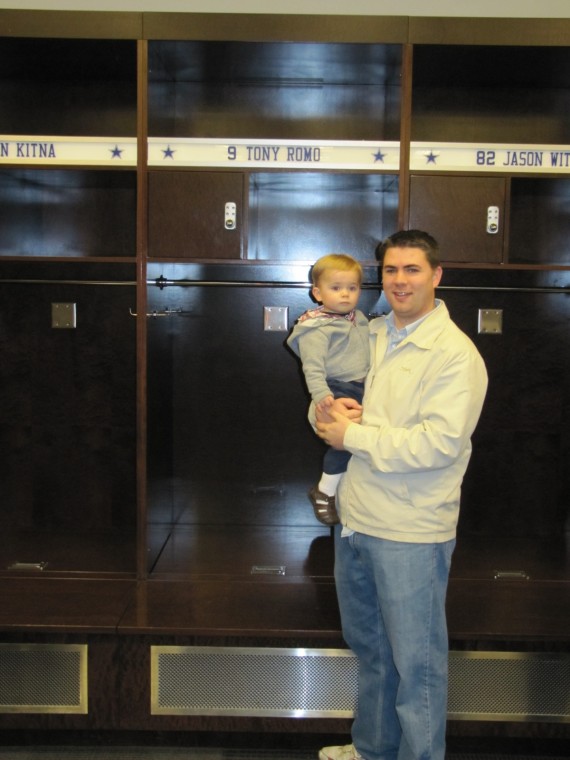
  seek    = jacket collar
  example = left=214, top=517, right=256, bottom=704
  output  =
left=371, top=300, right=449, bottom=351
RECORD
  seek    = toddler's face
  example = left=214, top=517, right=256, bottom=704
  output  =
left=312, top=269, right=361, bottom=314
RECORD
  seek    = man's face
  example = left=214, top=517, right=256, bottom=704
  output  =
left=381, top=246, right=442, bottom=328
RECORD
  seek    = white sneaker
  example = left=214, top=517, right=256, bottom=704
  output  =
left=318, top=745, right=363, bottom=760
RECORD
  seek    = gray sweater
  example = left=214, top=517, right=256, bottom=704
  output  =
left=287, top=309, right=370, bottom=403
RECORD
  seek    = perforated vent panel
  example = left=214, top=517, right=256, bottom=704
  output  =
left=151, top=646, right=570, bottom=722
left=448, top=651, right=570, bottom=722
left=151, top=647, right=357, bottom=717
left=0, top=643, right=87, bottom=714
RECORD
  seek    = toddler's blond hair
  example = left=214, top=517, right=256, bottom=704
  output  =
left=311, top=254, right=363, bottom=286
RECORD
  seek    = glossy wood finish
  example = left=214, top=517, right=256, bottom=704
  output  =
left=447, top=579, right=570, bottom=643
left=0, top=262, right=138, bottom=576
left=0, top=535, right=566, bottom=735
left=3, top=530, right=567, bottom=642
left=148, top=525, right=333, bottom=579
left=0, top=530, right=136, bottom=576
left=0, top=38, right=137, bottom=137
left=148, top=40, right=402, bottom=142
left=411, top=45, right=570, bottom=145
left=141, top=264, right=569, bottom=649
left=248, top=173, right=398, bottom=262
left=509, top=178, right=570, bottom=265
left=0, top=578, right=136, bottom=633
left=0, top=10, right=142, bottom=39
left=408, top=175, right=507, bottom=263
left=143, top=13, right=408, bottom=44
left=148, top=171, right=244, bottom=259
left=0, top=170, right=137, bottom=258
left=409, top=17, right=570, bottom=46
left=120, top=577, right=341, bottom=638
left=1, top=535, right=568, bottom=643
left=0, top=12, right=569, bottom=740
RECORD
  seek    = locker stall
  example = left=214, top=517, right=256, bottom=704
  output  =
left=0, top=9, right=568, bottom=746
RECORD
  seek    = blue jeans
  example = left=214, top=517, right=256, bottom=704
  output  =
left=323, top=378, right=365, bottom=475
left=334, top=528, right=455, bottom=760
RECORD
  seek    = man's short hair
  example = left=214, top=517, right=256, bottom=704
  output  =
left=376, top=230, right=441, bottom=269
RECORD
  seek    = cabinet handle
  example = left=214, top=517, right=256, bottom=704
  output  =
left=487, top=206, right=500, bottom=234
left=225, top=202, right=237, bottom=230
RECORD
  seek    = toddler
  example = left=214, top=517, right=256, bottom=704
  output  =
left=287, top=254, right=370, bottom=525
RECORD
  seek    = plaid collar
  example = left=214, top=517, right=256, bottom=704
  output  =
left=299, top=306, right=356, bottom=324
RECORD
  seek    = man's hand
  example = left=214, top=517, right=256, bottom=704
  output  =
left=315, top=397, right=363, bottom=450
left=316, top=397, right=362, bottom=424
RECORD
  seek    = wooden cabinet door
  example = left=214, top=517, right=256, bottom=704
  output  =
left=408, top=175, right=507, bottom=263
left=148, top=171, right=244, bottom=259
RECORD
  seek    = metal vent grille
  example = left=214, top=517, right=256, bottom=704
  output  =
left=152, top=646, right=569, bottom=722
left=151, top=647, right=357, bottom=717
left=448, top=651, right=570, bottom=722
left=0, top=643, right=88, bottom=714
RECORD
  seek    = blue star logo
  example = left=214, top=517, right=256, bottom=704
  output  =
left=425, top=151, right=439, bottom=164
left=110, top=145, right=123, bottom=159
left=163, top=145, right=175, bottom=159
left=373, top=149, right=386, bottom=163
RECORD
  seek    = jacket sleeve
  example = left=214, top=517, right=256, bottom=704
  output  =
left=343, top=347, right=488, bottom=473
left=295, top=327, right=333, bottom=403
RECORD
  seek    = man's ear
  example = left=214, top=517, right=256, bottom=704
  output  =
left=432, top=266, right=443, bottom=288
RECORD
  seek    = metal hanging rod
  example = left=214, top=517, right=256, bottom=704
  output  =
left=129, top=307, right=187, bottom=318
left=147, top=278, right=570, bottom=294
left=147, top=278, right=315, bottom=289
left=0, top=279, right=136, bottom=286
left=0, top=278, right=567, bottom=294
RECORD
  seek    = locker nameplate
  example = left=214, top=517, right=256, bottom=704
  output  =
left=411, top=142, right=570, bottom=173
left=148, top=138, right=400, bottom=170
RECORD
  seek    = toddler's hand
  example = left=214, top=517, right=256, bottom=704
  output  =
left=316, top=395, right=334, bottom=416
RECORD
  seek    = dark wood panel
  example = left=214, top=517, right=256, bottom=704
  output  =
left=412, top=87, right=570, bottom=144
left=0, top=278, right=137, bottom=571
left=0, top=170, right=137, bottom=257
left=447, top=579, right=570, bottom=642
left=148, top=41, right=401, bottom=141
left=0, top=10, right=142, bottom=39
left=409, top=175, right=506, bottom=263
left=444, top=287, right=570, bottom=540
left=0, top=522, right=566, bottom=644
left=148, top=171, right=244, bottom=259
left=451, top=536, right=569, bottom=583
left=143, top=13, right=408, bottom=43
left=150, top=525, right=333, bottom=578
left=0, top=529, right=136, bottom=576
left=144, top=280, right=384, bottom=536
left=510, top=178, right=570, bottom=265
left=119, top=579, right=342, bottom=637
left=412, top=46, right=570, bottom=144
left=248, top=173, right=398, bottom=261
left=409, top=17, right=570, bottom=46
left=0, top=38, right=137, bottom=136
left=0, top=579, right=136, bottom=632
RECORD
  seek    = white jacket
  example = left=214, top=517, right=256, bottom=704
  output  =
left=339, top=301, right=488, bottom=543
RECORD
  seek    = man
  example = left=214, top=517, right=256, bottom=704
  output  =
left=315, top=230, right=488, bottom=760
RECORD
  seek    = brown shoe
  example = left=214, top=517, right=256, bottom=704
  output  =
left=309, top=486, right=340, bottom=526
